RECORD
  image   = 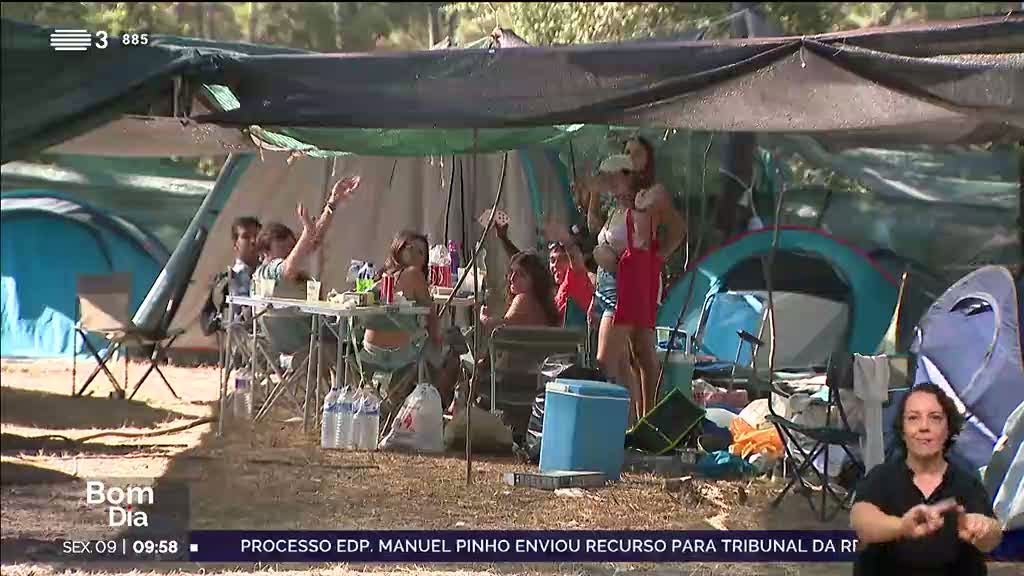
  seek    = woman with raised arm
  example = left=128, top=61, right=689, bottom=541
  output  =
left=493, top=218, right=593, bottom=329
left=578, top=136, right=685, bottom=421
left=253, top=175, right=361, bottom=373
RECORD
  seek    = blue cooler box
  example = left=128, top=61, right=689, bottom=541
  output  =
left=540, top=379, right=631, bottom=480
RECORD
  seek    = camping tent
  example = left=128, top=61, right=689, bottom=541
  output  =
left=0, top=191, right=168, bottom=357
left=1, top=154, right=215, bottom=250
left=657, top=227, right=900, bottom=362
left=912, top=265, right=1024, bottom=470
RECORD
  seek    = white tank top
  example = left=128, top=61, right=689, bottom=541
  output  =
left=598, top=208, right=629, bottom=255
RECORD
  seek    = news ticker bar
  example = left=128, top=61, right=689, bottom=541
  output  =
left=56, top=529, right=1024, bottom=563
left=188, top=530, right=861, bottom=563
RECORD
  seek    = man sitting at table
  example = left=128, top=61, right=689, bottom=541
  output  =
left=253, top=176, right=361, bottom=377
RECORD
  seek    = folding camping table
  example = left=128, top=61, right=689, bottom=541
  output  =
left=221, top=295, right=431, bottom=436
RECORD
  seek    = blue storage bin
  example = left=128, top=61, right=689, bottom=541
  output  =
left=540, top=379, right=631, bottom=480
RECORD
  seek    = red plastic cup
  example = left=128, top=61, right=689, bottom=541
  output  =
left=429, top=264, right=451, bottom=288
left=381, top=274, right=395, bottom=304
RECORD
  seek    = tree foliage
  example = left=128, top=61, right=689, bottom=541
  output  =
left=3, top=2, right=1012, bottom=50
left=445, top=2, right=1014, bottom=44
left=0, top=2, right=443, bottom=51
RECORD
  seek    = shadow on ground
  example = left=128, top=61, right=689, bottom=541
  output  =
left=1, top=387, right=190, bottom=430
left=1, top=461, right=77, bottom=485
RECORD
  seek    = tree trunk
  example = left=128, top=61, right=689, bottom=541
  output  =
left=249, top=2, right=259, bottom=42
left=195, top=3, right=206, bottom=38
left=427, top=3, right=441, bottom=47
left=875, top=3, right=903, bottom=27
left=207, top=4, right=217, bottom=39
left=334, top=2, right=345, bottom=50
left=714, top=2, right=757, bottom=241
left=447, top=9, right=458, bottom=43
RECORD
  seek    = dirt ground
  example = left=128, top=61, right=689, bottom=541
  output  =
left=1, top=358, right=1016, bottom=576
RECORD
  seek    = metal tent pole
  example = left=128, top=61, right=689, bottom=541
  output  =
left=466, top=131, right=477, bottom=486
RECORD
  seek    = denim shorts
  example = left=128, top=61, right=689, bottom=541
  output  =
left=360, top=336, right=445, bottom=372
left=591, top=268, right=618, bottom=319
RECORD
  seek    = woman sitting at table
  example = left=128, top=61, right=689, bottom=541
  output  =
left=362, top=230, right=452, bottom=429
left=479, top=251, right=562, bottom=332
left=494, top=219, right=594, bottom=330
left=253, top=176, right=360, bottom=377
left=466, top=251, right=562, bottom=432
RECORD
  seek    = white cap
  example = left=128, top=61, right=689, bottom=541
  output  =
left=598, top=154, right=634, bottom=174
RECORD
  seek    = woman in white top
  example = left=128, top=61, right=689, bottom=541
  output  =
left=581, top=136, right=686, bottom=422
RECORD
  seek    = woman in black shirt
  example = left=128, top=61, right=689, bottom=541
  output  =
left=851, top=382, right=1003, bottom=575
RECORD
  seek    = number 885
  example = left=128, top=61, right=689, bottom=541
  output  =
left=121, top=33, right=149, bottom=46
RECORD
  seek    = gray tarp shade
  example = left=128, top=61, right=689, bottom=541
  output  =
left=194, top=15, right=1024, bottom=139
left=3, top=14, right=1024, bottom=164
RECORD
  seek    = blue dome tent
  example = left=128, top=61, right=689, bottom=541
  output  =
left=1, top=190, right=169, bottom=358
left=657, top=226, right=900, bottom=365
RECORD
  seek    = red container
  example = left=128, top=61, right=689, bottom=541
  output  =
left=429, top=264, right=451, bottom=288
left=381, top=274, right=396, bottom=304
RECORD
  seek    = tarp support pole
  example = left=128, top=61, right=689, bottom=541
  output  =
left=763, top=180, right=788, bottom=386
left=1018, top=145, right=1023, bottom=279
left=467, top=129, right=478, bottom=486
left=132, top=153, right=255, bottom=335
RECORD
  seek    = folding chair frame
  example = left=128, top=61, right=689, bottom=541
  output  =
left=767, top=353, right=866, bottom=522
left=488, top=325, right=587, bottom=413
left=72, top=328, right=182, bottom=400
left=72, top=328, right=128, bottom=398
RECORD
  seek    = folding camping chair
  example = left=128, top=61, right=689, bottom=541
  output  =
left=766, top=351, right=865, bottom=521
left=486, top=325, right=587, bottom=436
left=250, top=312, right=322, bottom=423
left=72, top=273, right=181, bottom=400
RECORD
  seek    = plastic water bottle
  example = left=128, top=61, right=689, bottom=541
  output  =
left=338, top=387, right=360, bottom=449
left=448, top=241, right=460, bottom=278
left=353, top=388, right=382, bottom=451
left=233, top=369, right=252, bottom=420
left=321, top=387, right=341, bottom=448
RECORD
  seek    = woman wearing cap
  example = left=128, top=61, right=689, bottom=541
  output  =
left=580, top=138, right=685, bottom=421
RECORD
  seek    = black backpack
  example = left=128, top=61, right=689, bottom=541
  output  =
left=199, top=271, right=231, bottom=336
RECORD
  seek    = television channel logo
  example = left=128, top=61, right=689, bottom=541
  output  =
left=50, top=29, right=93, bottom=51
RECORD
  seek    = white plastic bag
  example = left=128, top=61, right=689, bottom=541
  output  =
left=379, top=382, right=445, bottom=453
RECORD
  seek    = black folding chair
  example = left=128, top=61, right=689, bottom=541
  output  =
left=766, top=351, right=865, bottom=521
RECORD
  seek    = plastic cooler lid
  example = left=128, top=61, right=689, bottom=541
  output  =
left=547, top=379, right=630, bottom=399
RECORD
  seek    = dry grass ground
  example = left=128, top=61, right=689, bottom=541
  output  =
left=1, top=358, right=1016, bottom=576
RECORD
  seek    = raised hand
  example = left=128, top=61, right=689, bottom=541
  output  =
left=297, top=203, right=314, bottom=231
left=494, top=220, right=510, bottom=240
left=327, top=175, right=361, bottom=208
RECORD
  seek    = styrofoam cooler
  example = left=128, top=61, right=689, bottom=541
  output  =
left=540, top=379, right=630, bottom=480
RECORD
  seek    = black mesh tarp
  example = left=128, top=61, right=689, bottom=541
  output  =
left=3, top=15, right=1023, bottom=164
left=193, top=15, right=1024, bottom=141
